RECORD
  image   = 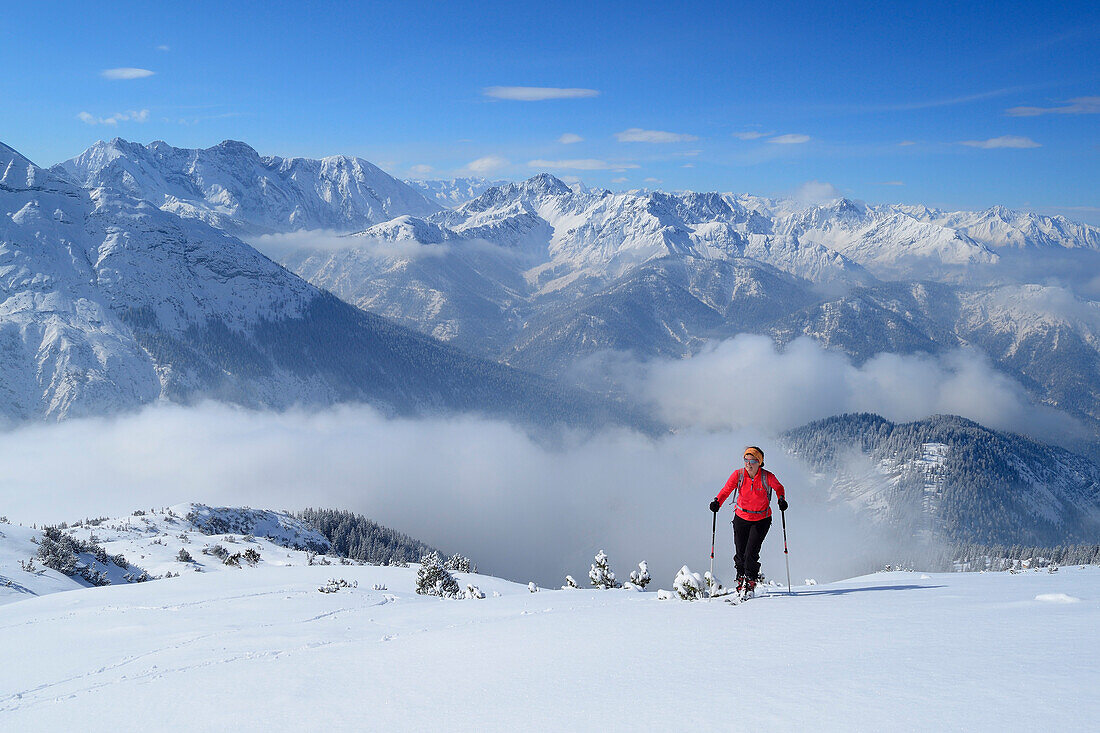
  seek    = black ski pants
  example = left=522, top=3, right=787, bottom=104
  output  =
left=733, top=515, right=772, bottom=580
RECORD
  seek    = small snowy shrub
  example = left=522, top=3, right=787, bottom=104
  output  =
left=444, top=553, right=476, bottom=573
left=243, top=548, right=261, bottom=565
left=629, top=561, right=651, bottom=589
left=563, top=575, right=579, bottom=589
left=704, top=571, right=725, bottom=598
left=528, top=582, right=539, bottom=593
left=465, top=584, right=485, bottom=599
left=673, top=566, right=705, bottom=600
left=589, top=550, right=619, bottom=589
left=223, top=552, right=242, bottom=567
left=203, top=544, right=228, bottom=561
left=318, top=578, right=358, bottom=594
left=416, top=552, right=460, bottom=598
left=177, top=548, right=193, bottom=563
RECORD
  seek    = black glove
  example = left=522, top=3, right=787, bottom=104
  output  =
left=709, top=499, right=720, bottom=513
left=777, top=497, right=789, bottom=512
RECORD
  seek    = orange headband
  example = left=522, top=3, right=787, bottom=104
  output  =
left=743, top=446, right=764, bottom=463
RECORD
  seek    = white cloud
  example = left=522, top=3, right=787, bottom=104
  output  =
left=611, top=177, right=629, bottom=183
left=464, top=155, right=510, bottom=174
left=77, top=109, right=150, bottom=126
left=591, top=335, right=1081, bottom=442
left=408, top=164, right=435, bottom=176
left=874, top=181, right=905, bottom=186
left=898, top=140, right=917, bottom=146
left=793, top=180, right=842, bottom=203
left=733, top=130, right=770, bottom=140
left=156, top=45, right=170, bottom=52
left=101, top=67, right=155, bottom=80
left=527, top=159, right=640, bottom=171
left=246, top=229, right=452, bottom=261
left=960, top=135, right=1041, bottom=149
left=644, top=177, right=662, bottom=183
left=615, top=128, right=699, bottom=143
left=768, top=133, right=811, bottom=144
left=483, top=86, right=599, bottom=101
left=681, top=163, right=695, bottom=168
left=558, top=133, right=584, bottom=144
left=0, top=401, right=890, bottom=586
left=1005, top=96, right=1100, bottom=117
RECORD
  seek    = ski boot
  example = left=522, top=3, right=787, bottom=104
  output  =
left=735, top=574, right=746, bottom=594
left=741, top=577, right=757, bottom=600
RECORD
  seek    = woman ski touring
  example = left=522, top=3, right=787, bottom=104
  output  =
left=709, top=446, right=787, bottom=598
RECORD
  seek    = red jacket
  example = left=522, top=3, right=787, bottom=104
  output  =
left=716, top=468, right=785, bottom=521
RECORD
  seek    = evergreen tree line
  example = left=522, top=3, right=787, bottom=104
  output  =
left=297, top=508, right=452, bottom=567
left=944, top=542, right=1100, bottom=570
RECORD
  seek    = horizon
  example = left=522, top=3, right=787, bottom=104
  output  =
left=2, top=1, right=1097, bottom=223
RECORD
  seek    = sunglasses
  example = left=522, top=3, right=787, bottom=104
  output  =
left=743, top=457, right=760, bottom=464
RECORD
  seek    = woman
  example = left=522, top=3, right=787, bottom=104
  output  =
left=709, top=445, right=788, bottom=596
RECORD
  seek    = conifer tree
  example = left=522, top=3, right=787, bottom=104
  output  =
left=589, top=550, right=618, bottom=589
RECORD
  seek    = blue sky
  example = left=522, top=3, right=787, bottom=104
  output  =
left=4, top=1, right=1098, bottom=221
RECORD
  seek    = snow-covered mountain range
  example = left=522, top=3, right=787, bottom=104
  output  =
left=272, top=173, right=1100, bottom=448
left=0, top=141, right=639, bottom=427
left=403, top=176, right=509, bottom=208
left=40, top=138, right=1100, bottom=451
left=57, top=138, right=442, bottom=235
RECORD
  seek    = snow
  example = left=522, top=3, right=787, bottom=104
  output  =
left=0, top=556, right=1096, bottom=730
left=1035, top=592, right=1079, bottom=603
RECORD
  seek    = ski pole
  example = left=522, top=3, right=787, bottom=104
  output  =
left=709, top=509, right=717, bottom=582
left=781, top=508, right=792, bottom=595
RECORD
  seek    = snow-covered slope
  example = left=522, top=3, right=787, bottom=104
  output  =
left=0, top=503, right=436, bottom=607
left=783, top=413, right=1100, bottom=546
left=0, top=522, right=87, bottom=603
left=0, top=561, right=1096, bottom=730
left=57, top=138, right=442, bottom=235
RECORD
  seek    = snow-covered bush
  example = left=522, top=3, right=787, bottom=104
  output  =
left=177, top=548, right=193, bottom=563
left=528, top=582, right=538, bottom=593
left=563, top=575, right=579, bottom=589
left=444, top=553, right=476, bottom=573
left=629, top=561, right=651, bottom=589
left=202, top=544, right=229, bottom=561
left=673, top=566, right=705, bottom=600
left=465, top=584, right=485, bottom=599
left=243, top=548, right=261, bottom=565
left=318, top=578, right=358, bottom=594
left=224, top=552, right=242, bottom=567
left=704, top=571, right=723, bottom=597
left=589, top=550, right=619, bottom=589
left=416, top=552, right=460, bottom=598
